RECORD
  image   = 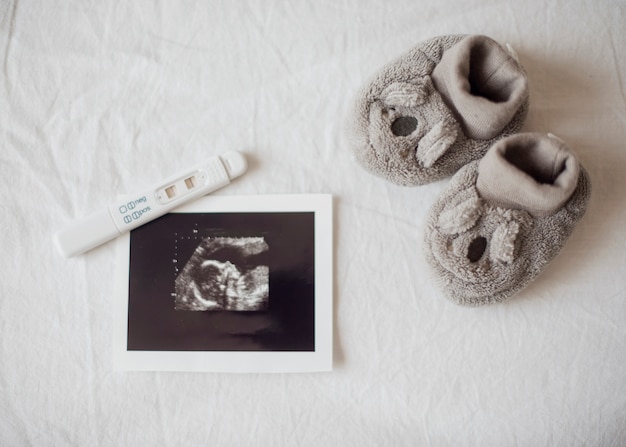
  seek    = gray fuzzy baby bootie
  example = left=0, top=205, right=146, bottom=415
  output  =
left=424, top=133, right=591, bottom=306
left=347, top=34, right=529, bottom=186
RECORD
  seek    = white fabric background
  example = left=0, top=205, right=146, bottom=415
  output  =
left=1, top=0, right=625, bottom=445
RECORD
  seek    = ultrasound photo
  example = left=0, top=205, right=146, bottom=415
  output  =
left=124, top=208, right=317, bottom=352
left=175, top=237, right=270, bottom=311
left=115, top=194, right=333, bottom=372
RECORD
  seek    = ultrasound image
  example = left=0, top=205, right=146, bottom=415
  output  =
left=174, top=237, right=270, bottom=311
left=127, top=211, right=315, bottom=351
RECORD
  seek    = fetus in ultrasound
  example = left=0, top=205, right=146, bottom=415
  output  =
left=175, top=237, right=269, bottom=311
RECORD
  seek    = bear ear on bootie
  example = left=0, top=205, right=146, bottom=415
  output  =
left=347, top=34, right=529, bottom=186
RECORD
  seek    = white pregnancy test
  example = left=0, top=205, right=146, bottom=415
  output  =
left=54, top=151, right=247, bottom=257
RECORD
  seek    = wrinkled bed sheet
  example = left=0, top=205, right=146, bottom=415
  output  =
left=1, top=0, right=625, bottom=445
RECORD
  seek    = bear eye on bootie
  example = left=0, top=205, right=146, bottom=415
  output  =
left=347, top=34, right=529, bottom=186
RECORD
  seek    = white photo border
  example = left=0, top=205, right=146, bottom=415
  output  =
left=113, top=194, right=333, bottom=373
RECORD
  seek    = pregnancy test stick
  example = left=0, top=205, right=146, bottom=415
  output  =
left=54, top=151, right=247, bottom=257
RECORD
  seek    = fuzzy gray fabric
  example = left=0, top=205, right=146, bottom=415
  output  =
left=424, top=133, right=591, bottom=306
left=347, top=34, right=529, bottom=186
